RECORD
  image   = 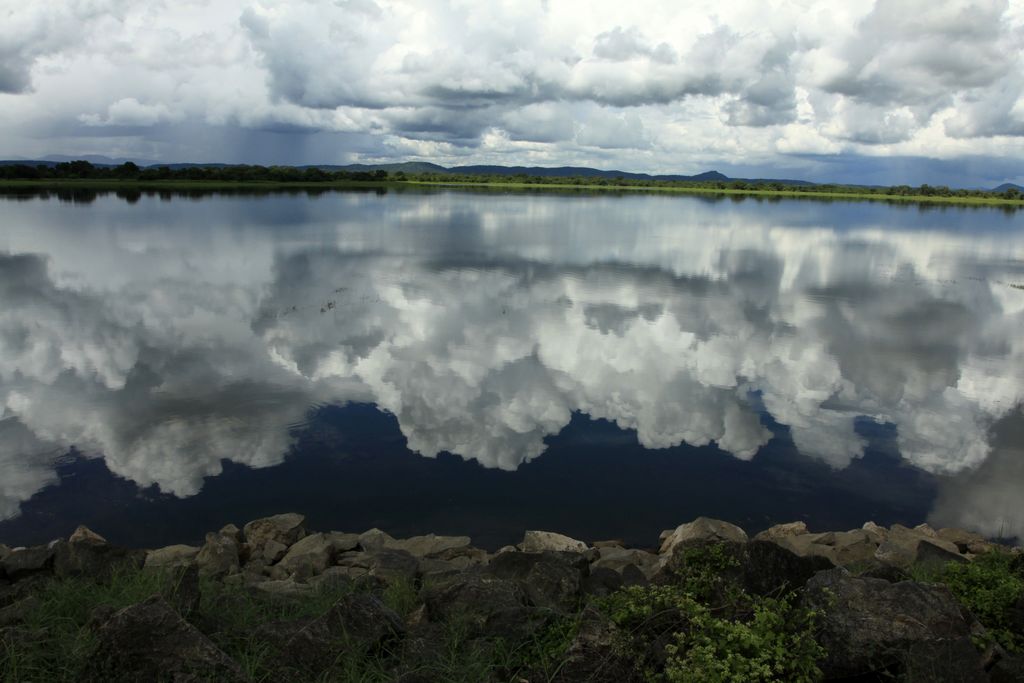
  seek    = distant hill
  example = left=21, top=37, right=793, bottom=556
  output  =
left=1, top=157, right=820, bottom=186
left=993, top=183, right=1023, bottom=193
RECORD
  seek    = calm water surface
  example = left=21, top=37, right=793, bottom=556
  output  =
left=1, top=189, right=1022, bottom=548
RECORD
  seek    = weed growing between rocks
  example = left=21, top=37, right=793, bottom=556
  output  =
left=596, top=543, right=824, bottom=682
left=911, top=551, right=1024, bottom=654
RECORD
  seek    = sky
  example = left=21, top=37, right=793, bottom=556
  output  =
left=1, top=0, right=1024, bottom=186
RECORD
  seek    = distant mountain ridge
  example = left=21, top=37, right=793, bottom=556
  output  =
left=1, top=157, right=1020, bottom=191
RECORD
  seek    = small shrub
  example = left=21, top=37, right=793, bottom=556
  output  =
left=931, top=552, right=1024, bottom=653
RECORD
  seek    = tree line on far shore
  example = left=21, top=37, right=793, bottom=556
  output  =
left=2, top=159, right=1021, bottom=201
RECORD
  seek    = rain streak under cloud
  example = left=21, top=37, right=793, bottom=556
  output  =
left=1, top=0, right=1024, bottom=186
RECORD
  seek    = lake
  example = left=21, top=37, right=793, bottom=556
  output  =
left=1, top=188, right=1022, bottom=550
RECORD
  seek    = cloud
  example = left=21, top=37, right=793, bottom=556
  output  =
left=4, top=0, right=1024, bottom=176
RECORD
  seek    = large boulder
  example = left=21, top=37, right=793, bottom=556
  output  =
left=385, top=533, right=473, bottom=558
left=281, top=593, right=404, bottom=666
left=659, top=517, right=747, bottom=556
left=243, top=513, right=306, bottom=555
left=82, top=595, right=245, bottom=682
left=1, top=542, right=58, bottom=581
left=144, top=544, right=200, bottom=570
left=487, top=551, right=588, bottom=612
left=591, top=547, right=661, bottom=580
left=937, top=527, right=997, bottom=555
left=357, top=528, right=396, bottom=551
left=521, top=530, right=588, bottom=553
left=875, top=525, right=963, bottom=570
left=802, top=568, right=985, bottom=680
left=424, top=572, right=529, bottom=634
left=195, top=532, right=240, bottom=578
left=659, top=540, right=831, bottom=596
left=752, top=521, right=808, bottom=542
left=335, top=549, right=419, bottom=584
left=54, top=526, right=144, bottom=580
left=274, top=533, right=336, bottom=579
left=0, top=544, right=10, bottom=562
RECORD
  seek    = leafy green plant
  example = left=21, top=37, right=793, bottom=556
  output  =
left=927, top=552, right=1024, bottom=653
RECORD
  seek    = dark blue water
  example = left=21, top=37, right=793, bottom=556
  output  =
left=0, top=189, right=1022, bottom=547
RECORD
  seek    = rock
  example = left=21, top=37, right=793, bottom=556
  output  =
left=902, top=637, right=988, bottom=682
left=144, top=544, right=200, bottom=570
left=753, top=521, right=808, bottom=542
left=0, top=595, right=39, bottom=627
left=915, top=539, right=969, bottom=572
left=195, top=532, right=240, bottom=578
left=1, top=542, right=57, bottom=580
left=253, top=578, right=315, bottom=598
left=305, top=566, right=358, bottom=591
left=914, top=523, right=939, bottom=538
left=418, top=555, right=477, bottom=581
left=218, top=523, right=243, bottom=543
left=325, top=531, right=361, bottom=553
left=802, top=568, right=982, bottom=679
left=275, top=532, right=336, bottom=579
left=54, top=526, right=144, bottom=580
left=592, top=547, right=661, bottom=580
left=385, top=533, right=473, bottom=558
left=82, top=595, right=245, bottom=682
left=592, top=539, right=625, bottom=549
left=856, top=560, right=911, bottom=583
left=496, top=545, right=517, bottom=554
left=875, top=526, right=965, bottom=570
left=937, top=527, right=991, bottom=554
left=281, top=593, right=404, bottom=667
left=773, top=534, right=839, bottom=564
left=862, top=521, right=889, bottom=543
left=738, top=541, right=834, bottom=595
left=336, top=549, right=419, bottom=584
left=0, top=544, right=9, bottom=562
left=260, top=539, right=289, bottom=564
left=659, top=517, right=747, bottom=555
left=162, top=564, right=201, bottom=617
left=521, top=530, right=588, bottom=553
left=357, top=527, right=395, bottom=551
left=553, top=608, right=643, bottom=683
left=243, top=513, right=306, bottom=553
left=582, top=566, right=623, bottom=596
left=486, top=551, right=588, bottom=611
left=424, top=573, right=529, bottom=633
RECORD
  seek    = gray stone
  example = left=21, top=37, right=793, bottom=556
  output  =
left=937, top=527, right=990, bottom=554
left=144, top=544, right=200, bottom=570
left=261, top=539, right=289, bottom=564
left=253, top=578, right=315, bottom=598
left=862, top=521, right=888, bottom=543
left=753, top=521, right=809, bottom=542
left=521, top=530, right=588, bottom=553
left=487, top=551, right=588, bottom=612
left=243, top=513, right=306, bottom=551
left=802, top=568, right=981, bottom=679
left=195, top=532, right=240, bottom=578
left=418, top=555, right=476, bottom=581
left=326, top=531, right=361, bottom=553
left=915, top=539, right=969, bottom=571
left=0, top=545, right=9, bottom=562
left=275, top=532, right=335, bottom=579
left=1, top=542, right=57, bottom=580
left=54, top=526, right=144, bottom=580
left=357, top=527, right=395, bottom=551
left=337, top=549, right=419, bottom=584
left=218, top=523, right=243, bottom=543
left=592, top=547, right=660, bottom=579
left=82, top=595, right=245, bottom=682
left=163, top=564, right=201, bottom=617
left=385, top=533, right=473, bottom=558
left=424, top=573, right=529, bottom=635
left=659, top=517, right=747, bottom=555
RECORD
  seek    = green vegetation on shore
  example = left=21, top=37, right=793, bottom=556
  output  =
left=2, top=160, right=1023, bottom=207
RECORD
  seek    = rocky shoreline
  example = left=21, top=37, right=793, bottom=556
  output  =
left=2, top=515, right=1023, bottom=681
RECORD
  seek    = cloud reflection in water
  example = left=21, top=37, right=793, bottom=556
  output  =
left=0, top=191, right=1022, bottom=536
